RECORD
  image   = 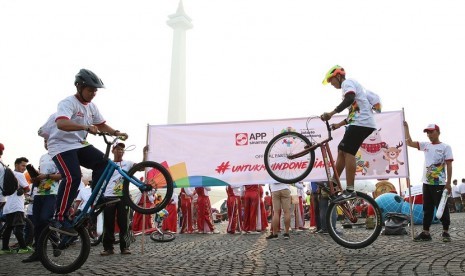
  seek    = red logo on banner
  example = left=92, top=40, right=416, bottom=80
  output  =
left=236, top=133, right=248, bottom=146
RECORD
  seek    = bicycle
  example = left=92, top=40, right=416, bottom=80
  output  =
left=37, top=133, right=174, bottom=274
left=264, top=116, right=382, bottom=249
left=149, top=209, right=176, bottom=242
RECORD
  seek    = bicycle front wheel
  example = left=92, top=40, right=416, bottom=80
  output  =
left=326, top=192, right=382, bottom=249
left=150, top=231, right=176, bottom=242
left=264, top=132, right=315, bottom=184
left=38, top=225, right=90, bottom=274
left=123, top=161, right=174, bottom=214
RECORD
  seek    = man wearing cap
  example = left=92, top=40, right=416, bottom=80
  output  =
left=404, top=121, right=453, bottom=242
left=100, top=142, right=147, bottom=256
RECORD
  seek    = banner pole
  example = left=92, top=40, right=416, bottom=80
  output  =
left=402, top=108, right=415, bottom=239
left=141, top=123, right=150, bottom=254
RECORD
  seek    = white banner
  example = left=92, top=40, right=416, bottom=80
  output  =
left=147, top=111, right=407, bottom=187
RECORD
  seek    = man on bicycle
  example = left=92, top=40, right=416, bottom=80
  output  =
left=320, top=65, right=376, bottom=203
left=47, top=69, right=128, bottom=236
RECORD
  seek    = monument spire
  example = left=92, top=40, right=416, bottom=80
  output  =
left=167, top=0, right=193, bottom=124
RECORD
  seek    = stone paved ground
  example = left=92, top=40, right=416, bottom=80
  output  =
left=1, top=213, right=465, bottom=276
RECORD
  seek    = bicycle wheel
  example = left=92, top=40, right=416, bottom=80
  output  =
left=264, top=132, right=315, bottom=184
left=37, top=225, right=90, bottom=274
left=150, top=231, right=175, bottom=242
left=326, top=192, right=382, bottom=249
left=123, top=161, right=174, bottom=214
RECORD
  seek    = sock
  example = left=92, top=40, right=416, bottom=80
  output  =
left=346, top=186, right=354, bottom=192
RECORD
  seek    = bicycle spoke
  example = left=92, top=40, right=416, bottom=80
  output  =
left=39, top=226, right=90, bottom=274
left=123, top=161, right=174, bottom=214
left=327, top=192, right=382, bottom=249
left=264, top=132, right=315, bottom=184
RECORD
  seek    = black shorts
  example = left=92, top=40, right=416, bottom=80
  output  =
left=338, top=125, right=375, bottom=156
left=5, top=211, right=25, bottom=227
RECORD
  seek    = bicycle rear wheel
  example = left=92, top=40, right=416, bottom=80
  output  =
left=326, top=192, right=382, bottom=249
left=123, top=161, right=174, bottom=214
left=264, top=132, right=315, bottom=184
left=150, top=231, right=175, bottom=242
left=38, top=225, right=90, bottom=274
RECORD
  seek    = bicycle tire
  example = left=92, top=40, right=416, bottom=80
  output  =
left=150, top=231, right=175, bottom=242
left=37, top=225, right=90, bottom=274
left=326, top=191, right=382, bottom=249
left=264, top=132, right=315, bottom=184
left=123, top=161, right=174, bottom=214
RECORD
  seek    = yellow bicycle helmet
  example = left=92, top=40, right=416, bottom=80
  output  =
left=322, top=65, right=345, bottom=85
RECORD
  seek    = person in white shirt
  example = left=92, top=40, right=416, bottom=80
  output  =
left=100, top=142, right=144, bottom=256
left=451, top=179, right=462, bottom=212
left=459, top=178, right=465, bottom=209
left=266, top=183, right=291, bottom=240
left=1, top=157, right=31, bottom=254
left=23, top=139, right=62, bottom=263
left=404, top=122, right=453, bottom=242
left=47, top=69, right=128, bottom=237
left=321, top=65, right=377, bottom=202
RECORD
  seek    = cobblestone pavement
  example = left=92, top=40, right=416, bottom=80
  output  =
left=2, top=213, right=465, bottom=276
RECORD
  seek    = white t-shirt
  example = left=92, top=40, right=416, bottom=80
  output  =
left=75, top=186, right=92, bottom=211
left=104, top=160, right=135, bottom=197
left=184, top=187, right=195, bottom=196
left=269, top=183, right=290, bottom=193
left=47, top=95, right=105, bottom=157
left=418, top=142, right=453, bottom=185
left=3, top=171, right=29, bottom=214
left=36, top=153, right=60, bottom=195
left=452, top=185, right=461, bottom=198
left=459, top=182, right=465, bottom=194
left=341, top=79, right=377, bottom=129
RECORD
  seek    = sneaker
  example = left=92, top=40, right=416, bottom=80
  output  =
left=318, top=230, right=329, bottom=235
left=22, top=252, right=40, bottom=263
left=100, top=249, right=115, bottom=256
left=283, top=233, right=290, bottom=239
left=311, top=228, right=322, bottom=234
left=0, top=249, right=13, bottom=255
left=265, top=234, right=278, bottom=240
left=121, top=248, right=131, bottom=255
left=413, top=231, right=432, bottom=242
left=17, top=246, right=34, bottom=254
left=332, top=190, right=356, bottom=203
left=441, top=232, right=451, bottom=242
left=49, top=220, right=78, bottom=237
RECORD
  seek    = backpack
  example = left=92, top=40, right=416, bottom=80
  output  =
left=0, top=161, right=19, bottom=196
left=366, top=90, right=382, bottom=113
left=382, top=212, right=410, bottom=235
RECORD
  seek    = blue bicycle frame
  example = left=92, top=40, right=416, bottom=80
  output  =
left=73, top=159, right=144, bottom=226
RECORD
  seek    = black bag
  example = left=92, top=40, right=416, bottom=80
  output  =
left=382, top=212, right=410, bottom=235
left=0, top=161, right=19, bottom=196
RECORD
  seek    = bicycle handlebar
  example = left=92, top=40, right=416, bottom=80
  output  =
left=96, top=132, right=127, bottom=159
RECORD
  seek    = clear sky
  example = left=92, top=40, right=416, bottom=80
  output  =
left=0, top=0, right=463, bottom=188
